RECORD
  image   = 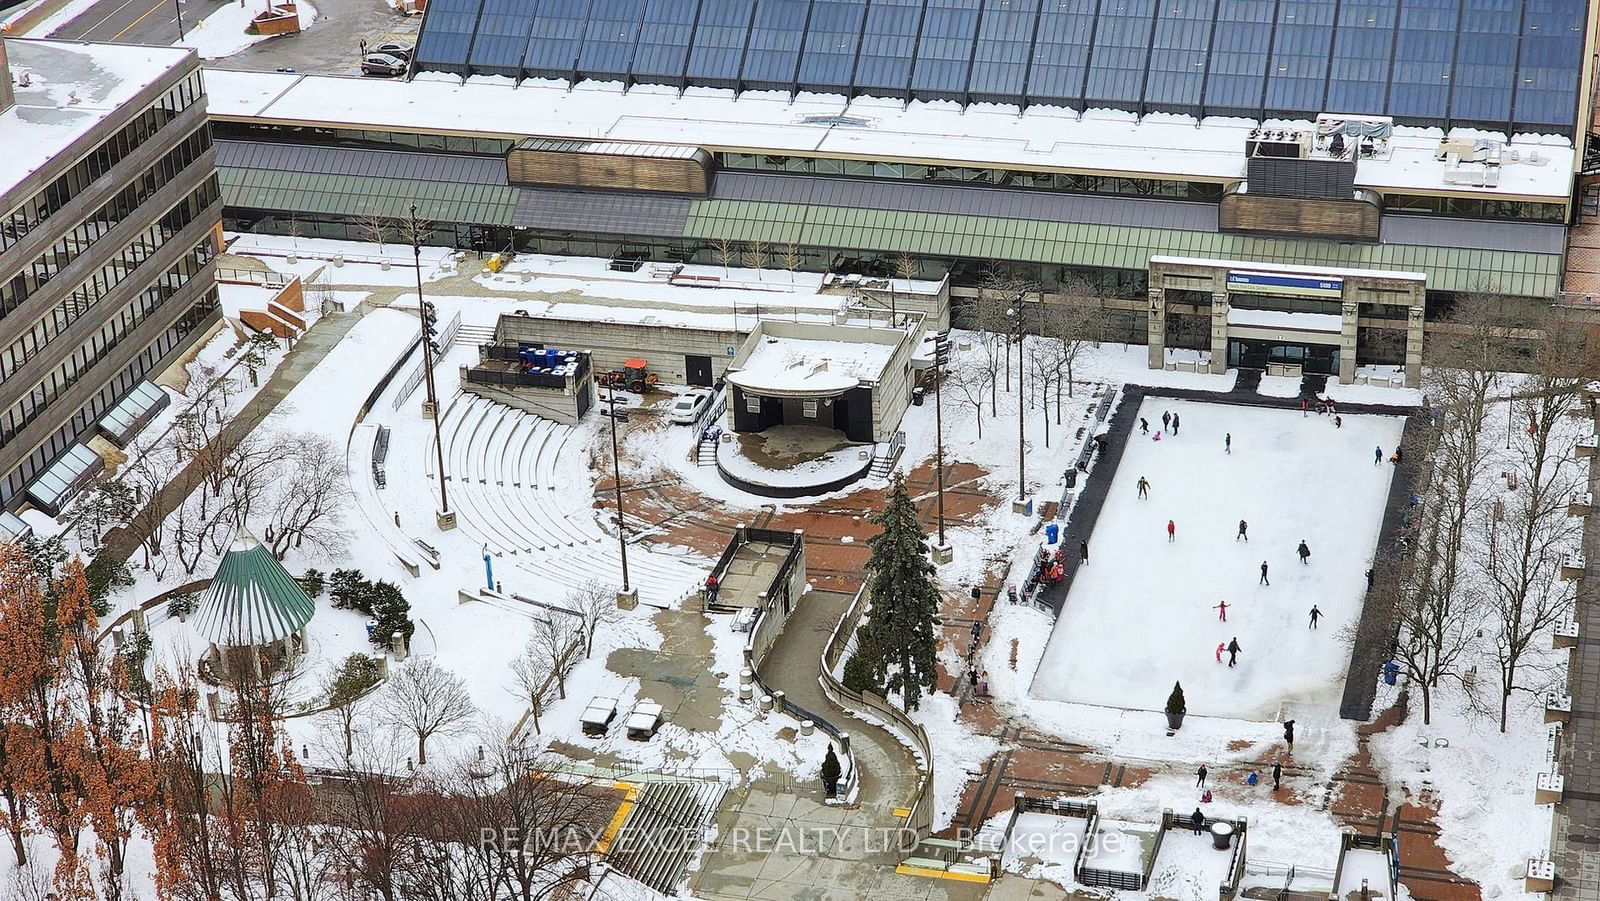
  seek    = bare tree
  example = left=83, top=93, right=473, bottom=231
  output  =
left=355, top=201, right=395, bottom=252
left=979, top=267, right=1038, bottom=398
left=527, top=615, right=582, bottom=703
left=381, top=658, right=476, bottom=766
left=712, top=236, right=737, bottom=279
left=269, top=434, right=352, bottom=559
left=743, top=240, right=768, bottom=280
left=780, top=241, right=804, bottom=285
left=947, top=356, right=989, bottom=440
left=319, top=652, right=384, bottom=760
left=567, top=579, right=622, bottom=659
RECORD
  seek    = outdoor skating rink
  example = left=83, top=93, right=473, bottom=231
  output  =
left=1031, top=397, right=1407, bottom=720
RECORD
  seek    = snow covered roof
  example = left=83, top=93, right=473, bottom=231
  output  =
left=2, top=40, right=196, bottom=199
left=193, top=532, right=315, bottom=647
left=727, top=333, right=898, bottom=398
left=201, top=68, right=1578, bottom=201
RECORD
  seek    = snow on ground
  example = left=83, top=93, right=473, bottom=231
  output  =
left=225, top=233, right=455, bottom=287
left=175, top=0, right=317, bottom=60
left=1031, top=397, right=1405, bottom=719
left=216, top=280, right=281, bottom=319
left=1147, top=829, right=1240, bottom=901
left=907, top=692, right=1000, bottom=831
left=1337, top=848, right=1396, bottom=899
left=1084, top=819, right=1157, bottom=873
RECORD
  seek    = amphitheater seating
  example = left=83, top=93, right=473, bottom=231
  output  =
left=347, top=423, right=427, bottom=576
left=606, top=779, right=728, bottom=894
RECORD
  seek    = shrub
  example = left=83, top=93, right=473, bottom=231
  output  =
left=368, top=580, right=414, bottom=648
left=841, top=651, right=880, bottom=695
left=329, top=569, right=370, bottom=613
left=1166, top=681, right=1186, bottom=717
left=302, top=568, right=325, bottom=598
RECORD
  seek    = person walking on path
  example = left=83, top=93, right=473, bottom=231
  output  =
left=1374, top=446, right=1383, bottom=465
left=1272, top=760, right=1283, bottom=791
left=359, top=38, right=368, bottom=57
left=1079, top=540, right=1090, bottom=565
left=1141, top=417, right=1149, bottom=434
left=1301, top=398, right=1309, bottom=416
left=967, top=669, right=978, bottom=692
left=1162, top=411, right=1171, bottom=431
left=1309, top=605, right=1323, bottom=629
left=1215, top=600, right=1229, bottom=622
left=1366, top=568, right=1375, bottom=590
left=1283, top=719, right=1296, bottom=749
left=1227, top=637, right=1241, bottom=667
left=1172, top=413, right=1181, bottom=435
left=1259, top=561, right=1270, bottom=586
left=1225, top=432, right=1232, bottom=454
left=1237, top=519, right=1248, bottom=541
left=1167, top=520, right=1176, bottom=542
left=1191, top=808, right=1205, bottom=835
left=1137, top=476, right=1151, bottom=499
left=1196, top=765, right=1208, bottom=787
left=1297, top=540, right=1311, bottom=565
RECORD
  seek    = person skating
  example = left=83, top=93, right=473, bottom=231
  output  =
left=1079, top=540, right=1089, bottom=565
left=1191, top=807, right=1205, bottom=835
left=1162, top=411, right=1171, bottom=431
left=1391, top=447, right=1404, bottom=465
left=1374, top=446, right=1383, bottom=465
left=1237, top=519, right=1248, bottom=541
left=1283, top=719, right=1296, bottom=749
left=1167, top=520, right=1176, bottom=542
left=1297, top=540, right=1311, bottom=564
left=1272, top=760, right=1283, bottom=791
left=1215, top=642, right=1225, bottom=663
left=1196, top=765, right=1208, bottom=787
left=1225, top=432, right=1232, bottom=454
left=1309, top=605, right=1323, bottom=629
left=1259, top=561, right=1270, bottom=586
left=1227, top=637, right=1241, bottom=668
left=1137, top=476, right=1151, bottom=499
left=1172, top=413, right=1181, bottom=435
left=1215, top=600, right=1229, bottom=622
left=1334, top=415, right=1343, bottom=429
left=1140, top=417, right=1149, bottom=434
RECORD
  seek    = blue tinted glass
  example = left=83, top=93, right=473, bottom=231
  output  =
left=522, top=0, right=588, bottom=78
left=415, top=0, right=484, bottom=72
left=578, top=0, right=645, bottom=78
left=1203, top=0, right=1272, bottom=113
left=1265, top=0, right=1335, bottom=114
left=744, top=0, right=809, bottom=88
left=855, top=0, right=921, bottom=96
left=632, top=0, right=698, bottom=82
left=1326, top=0, right=1394, bottom=114
left=687, top=0, right=752, bottom=84
left=797, top=1, right=865, bottom=91
left=1514, top=0, right=1583, bottom=129
left=1145, top=0, right=1216, bottom=109
left=911, top=0, right=980, bottom=99
left=970, top=0, right=1040, bottom=102
left=1449, top=0, right=1517, bottom=125
left=468, top=0, right=532, bottom=74
left=1084, top=0, right=1156, bottom=106
left=1028, top=0, right=1097, bottom=106
left=1389, top=0, right=1457, bottom=120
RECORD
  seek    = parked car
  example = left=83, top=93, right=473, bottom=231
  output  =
left=669, top=390, right=713, bottom=424
left=360, top=53, right=408, bottom=77
left=372, top=41, right=415, bottom=60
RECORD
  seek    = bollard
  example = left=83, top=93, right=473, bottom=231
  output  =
left=739, top=683, right=753, bottom=702
left=773, top=690, right=786, bottom=713
left=740, top=668, right=754, bottom=685
left=759, top=694, right=773, bottom=713
left=391, top=631, right=408, bottom=661
left=801, top=720, right=815, bottom=736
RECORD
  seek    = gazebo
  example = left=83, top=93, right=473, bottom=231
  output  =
left=192, top=531, right=316, bottom=678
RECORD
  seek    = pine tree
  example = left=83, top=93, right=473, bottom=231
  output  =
left=856, top=473, right=940, bottom=712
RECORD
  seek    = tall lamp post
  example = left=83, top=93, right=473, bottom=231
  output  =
left=932, top=332, right=949, bottom=561
left=412, top=205, right=453, bottom=528
left=173, top=0, right=185, bottom=41
left=606, top=388, right=631, bottom=594
left=1009, top=299, right=1029, bottom=503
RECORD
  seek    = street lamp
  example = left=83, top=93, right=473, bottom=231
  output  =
left=411, top=205, right=450, bottom=520
left=173, top=0, right=185, bottom=42
left=933, top=333, right=947, bottom=548
left=1008, top=300, right=1029, bottom=502
left=605, top=388, right=631, bottom=593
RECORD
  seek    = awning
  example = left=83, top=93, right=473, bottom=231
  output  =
left=25, top=444, right=103, bottom=515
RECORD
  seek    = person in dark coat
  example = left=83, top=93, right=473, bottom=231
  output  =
left=1366, top=568, right=1375, bottom=590
left=1260, top=561, right=1270, bottom=586
left=1079, top=540, right=1089, bottom=565
left=1225, top=432, right=1232, bottom=454
left=1283, top=719, right=1296, bottom=749
left=1191, top=808, right=1205, bottom=835
left=1140, top=417, right=1149, bottom=433
left=1227, top=637, right=1241, bottom=668
left=1309, top=605, right=1323, bottom=629
left=1172, top=413, right=1181, bottom=435
left=1236, top=519, right=1248, bottom=541
left=1374, top=446, right=1383, bottom=465
left=1196, top=765, right=1208, bottom=787
left=1272, top=760, right=1283, bottom=791
left=1162, top=411, right=1171, bottom=431
left=1137, top=476, right=1151, bottom=499
left=1297, top=540, right=1311, bottom=564
left=821, top=746, right=841, bottom=798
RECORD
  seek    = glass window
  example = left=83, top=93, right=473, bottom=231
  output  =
left=1513, top=0, right=1583, bottom=130
left=743, top=0, right=808, bottom=89
left=796, top=0, right=865, bottom=92
left=1389, top=0, right=1457, bottom=122
left=1265, top=0, right=1335, bottom=115
left=1450, top=0, right=1517, bottom=126
left=1084, top=0, right=1156, bottom=107
left=470, top=0, right=538, bottom=76
left=910, top=0, right=980, bottom=100
left=1145, top=0, right=1215, bottom=110
left=521, top=0, right=587, bottom=78
left=969, top=0, right=1040, bottom=102
left=413, top=0, right=483, bottom=74
left=1205, top=0, right=1273, bottom=115
left=576, top=0, right=644, bottom=78
left=685, top=0, right=752, bottom=86
left=631, top=0, right=697, bottom=83
left=1026, top=0, right=1097, bottom=107
left=854, top=0, right=921, bottom=97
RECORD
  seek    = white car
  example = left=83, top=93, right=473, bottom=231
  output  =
left=669, top=390, right=712, bottom=424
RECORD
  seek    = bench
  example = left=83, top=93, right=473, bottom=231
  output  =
left=582, top=696, right=619, bottom=736
left=625, top=701, right=664, bottom=740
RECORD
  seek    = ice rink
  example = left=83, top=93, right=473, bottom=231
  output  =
left=1031, top=397, right=1407, bottom=720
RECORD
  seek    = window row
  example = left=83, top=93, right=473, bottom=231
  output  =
left=211, top=122, right=515, bottom=156
left=1, top=178, right=219, bottom=383
left=1, top=240, right=215, bottom=448
left=1, top=126, right=214, bottom=321
left=0, top=70, right=204, bottom=254
left=0, top=287, right=217, bottom=509
left=1383, top=192, right=1567, bottom=222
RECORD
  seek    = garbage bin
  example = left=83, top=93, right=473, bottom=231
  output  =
left=1044, top=523, right=1060, bottom=544
left=1209, top=821, right=1234, bottom=850
left=1382, top=660, right=1399, bottom=686
left=913, top=387, right=925, bottom=406
left=1065, top=469, right=1078, bottom=489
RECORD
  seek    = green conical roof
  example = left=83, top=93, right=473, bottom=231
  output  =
left=193, top=532, right=315, bottom=647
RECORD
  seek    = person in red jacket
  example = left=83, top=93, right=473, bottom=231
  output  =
left=1167, top=520, right=1176, bottom=542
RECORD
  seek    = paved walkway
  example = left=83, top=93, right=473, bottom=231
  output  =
left=1554, top=408, right=1600, bottom=901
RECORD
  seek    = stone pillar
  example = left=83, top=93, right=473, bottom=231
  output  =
left=391, top=631, right=409, bottom=661
left=1404, top=303, right=1425, bottom=388
left=1146, top=286, right=1166, bottom=371
left=1339, top=301, right=1360, bottom=385
left=1209, top=292, right=1230, bottom=375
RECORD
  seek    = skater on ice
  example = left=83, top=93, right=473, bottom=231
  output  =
left=1167, top=520, right=1176, bottom=542
left=1259, top=561, right=1270, bottom=585
left=1309, top=605, right=1323, bottom=629
left=1227, top=637, right=1241, bottom=667
left=1172, top=413, right=1181, bottom=435
left=1215, top=600, right=1229, bottom=621
left=1225, top=432, right=1232, bottom=454
left=1246, top=771, right=1259, bottom=787
left=1196, top=765, right=1208, bottom=787
left=1334, top=415, right=1343, bottom=429
left=1215, top=642, right=1225, bottom=662
left=1374, top=445, right=1383, bottom=465
left=1079, top=540, right=1089, bottom=565
left=1137, top=476, right=1151, bottom=499
left=1140, top=417, right=1149, bottom=433
left=1297, top=540, right=1311, bottom=564
left=1236, top=519, right=1248, bottom=541
left=1162, top=411, right=1171, bottom=430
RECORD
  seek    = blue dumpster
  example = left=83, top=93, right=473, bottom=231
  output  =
left=1382, top=660, right=1399, bottom=685
left=1044, top=523, right=1060, bottom=544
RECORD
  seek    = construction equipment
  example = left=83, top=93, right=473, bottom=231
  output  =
left=599, top=358, right=659, bottom=393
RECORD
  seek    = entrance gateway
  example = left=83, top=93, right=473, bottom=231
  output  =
left=1145, top=257, right=1425, bottom=388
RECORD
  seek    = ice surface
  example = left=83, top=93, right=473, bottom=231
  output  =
left=1032, top=397, right=1405, bottom=719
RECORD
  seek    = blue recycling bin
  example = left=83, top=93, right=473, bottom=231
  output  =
left=1382, top=660, right=1399, bottom=685
left=1044, top=523, right=1060, bottom=544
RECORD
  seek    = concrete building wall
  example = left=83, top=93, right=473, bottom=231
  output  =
left=493, top=313, right=744, bottom=385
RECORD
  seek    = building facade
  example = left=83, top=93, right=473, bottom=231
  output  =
left=0, top=39, right=222, bottom=514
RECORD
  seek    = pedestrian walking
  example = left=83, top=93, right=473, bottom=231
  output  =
left=1196, top=765, right=1208, bottom=787
left=359, top=38, right=368, bottom=57
left=979, top=671, right=989, bottom=696
left=1215, top=600, right=1229, bottom=622
left=1225, top=432, right=1232, bottom=454
left=1137, top=476, right=1151, bottom=499
left=968, top=669, right=978, bottom=691
left=1167, top=520, right=1176, bottom=542
left=1297, top=540, right=1311, bottom=565
left=1259, top=561, right=1270, bottom=586
left=1301, top=398, right=1309, bottom=416
left=1236, top=519, right=1248, bottom=541
left=705, top=574, right=720, bottom=604
left=1366, top=568, right=1375, bottom=590
left=1172, top=413, right=1181, bottom=435
left=1334, top=415, right=1343, bottom=429
left=1272, top=761, right=1283, bottom=791
left=1141, top=417, right=1149, bottom=434
left=1227, top=637, right=1241, bottom=668
left=1162, top=411, right=1171, bottom=431
left=1079, top=540, right=1090, bottom=565
left=1191, top=808, right=1205, bottom=835
left=1283, top=719, right=1296, bottom=749
left=1374, top=446, right=1383, bottom=465
left=1309, top=605, right=1322, bottom=629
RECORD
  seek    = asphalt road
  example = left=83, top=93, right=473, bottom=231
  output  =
left=47, top=0, right=214, bottom=44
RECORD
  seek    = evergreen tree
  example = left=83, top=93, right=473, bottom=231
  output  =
left=856, top=473, right=940, bottom=712
left=369, top=580, right=415, bottom=647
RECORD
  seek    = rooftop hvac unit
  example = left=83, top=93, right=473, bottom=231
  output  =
left=1245, top=129, right=1309, bottom=159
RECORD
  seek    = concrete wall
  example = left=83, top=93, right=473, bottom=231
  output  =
left=493, top=313, right=743, bottom=385
left=458, top=371, right=591, bottom=425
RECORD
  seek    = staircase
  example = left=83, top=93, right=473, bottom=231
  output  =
left=696, top=433, right=719, bottom=466
left=455, top=324, right=496, bottom=346
left=869, top=430, right=906, bottom=478
left=606, top=779, right=728, bottom=894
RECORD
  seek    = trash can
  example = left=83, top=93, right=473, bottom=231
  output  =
left=365, top=620, right=378, bottom=640
left=913, top=387, right=925, bottom=406
left=1383, top=660, right=1399, bottom=686
left=1044, top=523, right=1060, bottom=544
left=1209, top=821, right=1234, bottom=850
left=1065, top=469, right=1078, bottom=489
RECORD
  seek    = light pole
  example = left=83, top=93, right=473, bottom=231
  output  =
left=934, top=333, right=947, bottom=547
left=1011, top=299, right=1028, bottom=502
left=412, top=205, right=449, bottom=518
left=173, top=0, right=185, bottom=41
left=606, top=388, right=631, bottom=593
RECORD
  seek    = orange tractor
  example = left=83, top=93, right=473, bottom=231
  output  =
left=598, top=358, right=659, bottom=393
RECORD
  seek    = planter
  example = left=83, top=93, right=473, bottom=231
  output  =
left=1166, top=711, right=1185, bottom=731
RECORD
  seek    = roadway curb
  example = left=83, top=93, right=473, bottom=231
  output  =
left=1, top=0, right=76, bottom=35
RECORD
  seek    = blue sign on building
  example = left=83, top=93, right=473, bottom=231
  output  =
left=1226, top=271, right=1344, bottom=298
